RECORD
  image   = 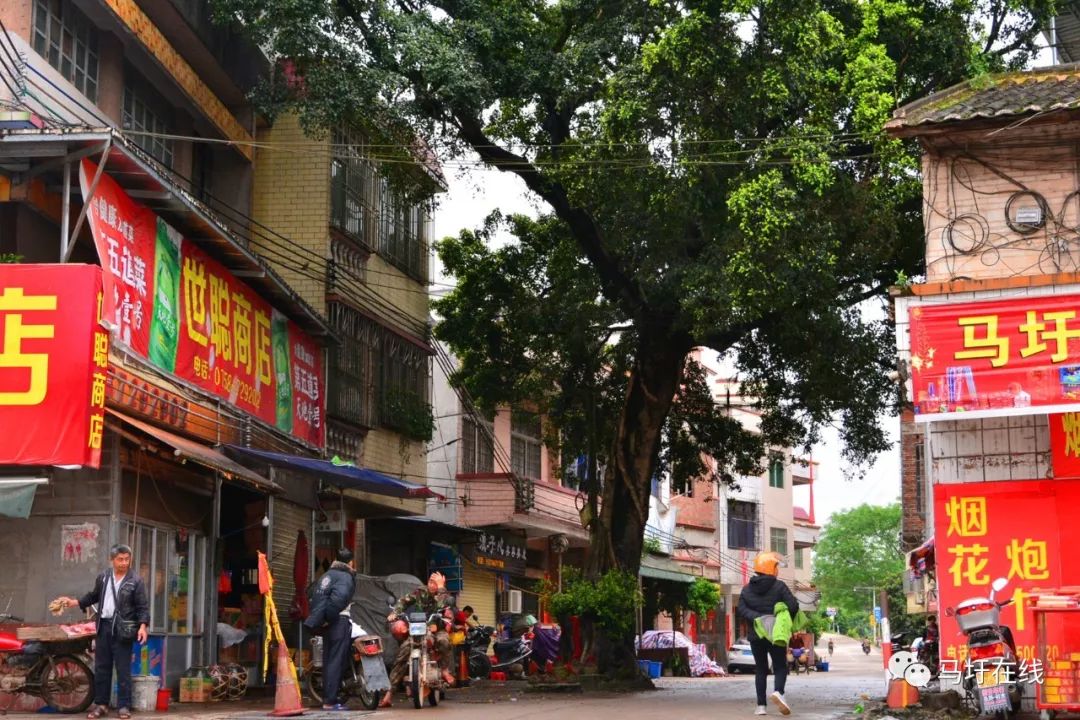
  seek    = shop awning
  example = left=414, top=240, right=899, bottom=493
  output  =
left=639, top=555, right=698, bottom=584
left=371, top=516, right=480, bottom=539
left=0, top=477, right=47, bottom=519
left=220, top=445, right=441, bottom=499
left=106, top=409, right=280, bottom=492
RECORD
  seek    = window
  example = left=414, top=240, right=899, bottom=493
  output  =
left=32, top=0, right=98, bottom=101
left=461, top=411, right=495, bottom=474
left=794, top=547, right=804, bottom=569
left=768, top=455, right=784, bottom=489
left=770, top=527, right=788, bottom=556
left=122, top=69, right=174, bottom=167
left=331, top=128, right=375, bottom=243
left=118, top=520, right=205, bottom=636
left=511, top=410, right=542, bottom=480
left=727, top=500, right=759, bottom=550
left=377, top=179, right=428, bottom=283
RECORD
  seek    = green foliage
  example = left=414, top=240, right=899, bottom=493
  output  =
left=0, top=253, right=21, bottom=264
left=642, top=536, right=662, bottom=556
left=380, top=389, right=435, bottom=442
left=812, top=503, right=914, bottom=635
left=543, top=568, right=642, bottom=637
left=686, top=578, right=721, bottom=620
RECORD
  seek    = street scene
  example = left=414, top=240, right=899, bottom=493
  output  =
left=3, top=0, right=1080, bottom=719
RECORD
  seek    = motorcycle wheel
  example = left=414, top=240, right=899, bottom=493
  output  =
left=305, top=667, right=324, bottom=706
left=468, top=652, right=492, bottom=681
left=358, top=685, right=383, bottom=711
left=410, top=657, right=423, bottom=710
left=41, top=654, right=93, bottom=713
left=427, top=684, right=439, bottom=707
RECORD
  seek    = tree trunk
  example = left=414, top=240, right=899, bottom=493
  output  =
left=585, top=340, right=689, bottom=675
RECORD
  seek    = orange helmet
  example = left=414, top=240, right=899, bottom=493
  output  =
left=390, top=620, right=408, bottom=642
left=753, top=551, right=784, bottom=576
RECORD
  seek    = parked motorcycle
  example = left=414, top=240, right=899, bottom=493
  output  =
left=306, top=633, right=389, bottom=710
left=946, top=577, right=1020, bottom=719
left=0, top=614, right=94, bottom=713
left=465, top=624, right=533, bottom=680
left=404, top=612, right=448, bottom=709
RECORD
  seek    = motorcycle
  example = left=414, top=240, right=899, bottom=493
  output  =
left=306, top=633, right=389, bottom=710
left=862, top=640, right=872, bottom=655
left=404, top=611, right=448, bottom=709
left=465, top=624, right=533, bottom=680
left=946, top=577, right=1021, bottom=719
left=0, top=614, right=94, bottom=713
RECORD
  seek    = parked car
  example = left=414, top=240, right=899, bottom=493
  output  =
left=728, top=642, right=767, bottom=674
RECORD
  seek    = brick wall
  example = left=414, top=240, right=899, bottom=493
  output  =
left=899, top=407, right=926, bottom=549
left=922, top=123, right=1080, bottom=284
left=251, top=113, right=331, bottom=315
left=671, top=476, right=717, bottom=530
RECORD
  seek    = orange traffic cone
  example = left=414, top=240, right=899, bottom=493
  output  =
left=269, top=643, right=305, bottom=717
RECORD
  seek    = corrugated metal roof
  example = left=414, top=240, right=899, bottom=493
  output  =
left=886, top=64, right=1080, bottom=134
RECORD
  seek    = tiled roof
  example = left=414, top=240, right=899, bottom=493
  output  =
left=886, top=63, right=1080, bottom=133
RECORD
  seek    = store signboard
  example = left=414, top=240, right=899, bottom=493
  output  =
left=908, top=295, right=1080, bottom=421
left=80, top=159, right=325, bottom=447
left=461, top=530, right=527, bottom=575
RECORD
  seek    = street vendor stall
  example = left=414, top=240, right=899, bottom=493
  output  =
left=1031, top=588, right=1080, bottom=720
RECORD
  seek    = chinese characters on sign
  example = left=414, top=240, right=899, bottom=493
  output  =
left=908, top=296, right=1080, bottom=419
left=0, top=265, right=108, bottom=467
left=79, top=159, right=325, bottom=447
left=933, top=480, right=1080, bottom=665
left=462, top=531, right=527, bottom=575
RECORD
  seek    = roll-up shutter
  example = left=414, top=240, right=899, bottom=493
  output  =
left=458, top=559, right=497, bottom=628
left=271, top=499, right=313, bottom=620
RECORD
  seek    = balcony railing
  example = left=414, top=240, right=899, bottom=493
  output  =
left=457, top=474, right=589, bottom=541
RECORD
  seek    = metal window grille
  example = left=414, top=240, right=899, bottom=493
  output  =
left=122, top=72, right=174, bottom=167
left=32, top=0, right=98, bottom=101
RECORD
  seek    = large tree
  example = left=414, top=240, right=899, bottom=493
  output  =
left=219, top=0, right=1053, bottom=670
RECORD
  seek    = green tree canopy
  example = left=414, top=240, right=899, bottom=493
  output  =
left=219, top=0, right=1054, bottom=669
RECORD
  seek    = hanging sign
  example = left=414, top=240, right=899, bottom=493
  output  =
left=461, top=530, right=527, bottom=575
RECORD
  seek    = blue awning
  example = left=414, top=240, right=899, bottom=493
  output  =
left=221, top=445, right=441, bottom=500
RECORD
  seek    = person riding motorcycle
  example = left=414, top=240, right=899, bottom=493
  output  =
left=382, top=572, right=455, bottom=708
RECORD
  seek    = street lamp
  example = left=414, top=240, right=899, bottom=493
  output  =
left=854, top=586, right=882, bottom=644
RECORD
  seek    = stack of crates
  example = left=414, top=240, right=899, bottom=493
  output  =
left=1043, top=653, right=1080, bottom=706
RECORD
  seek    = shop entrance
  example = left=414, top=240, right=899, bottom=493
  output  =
left=216, top=484, right=269, bottom=674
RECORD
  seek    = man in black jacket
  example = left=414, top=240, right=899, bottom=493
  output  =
left=303, top=549, right=356, bottom=711
left=735, top=551, right=800, bottom=717
left=54, top=544, right=149, bottom=720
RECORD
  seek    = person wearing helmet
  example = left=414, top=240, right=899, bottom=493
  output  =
left=736, top=551, right=799, bottom=716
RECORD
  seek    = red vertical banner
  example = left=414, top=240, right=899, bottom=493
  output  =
left=288, top=324, right=325, bottom=448
left=933, top=480, right=1080, bottom=664
left=1050, top=412, right=1080, bottom=479
left=79, top=160, right=157, bottom=354
left=0, top=264, right=108, bottom=467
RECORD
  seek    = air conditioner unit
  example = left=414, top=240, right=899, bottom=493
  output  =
left=501, top=589, right=523, bottom=615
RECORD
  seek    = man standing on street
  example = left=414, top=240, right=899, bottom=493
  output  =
left=303, top=549, right=356, bottom=711
left=735, top=551, right=800, bottom=717
left=53, top=544, right=149, bottom=720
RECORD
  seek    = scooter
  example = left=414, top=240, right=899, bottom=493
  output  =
left=862, top=640, right=872, bottom=655
left=945, top=577, right=1021, bottom=719
left=404, top=611, right=448, bottom=709
left=0, top=614, right=94, bottom=713
left=306, top=633, right=389, bottom=710
left=466, top=624, right=533, bottom=680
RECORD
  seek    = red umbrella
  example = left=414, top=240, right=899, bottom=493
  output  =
left=290, top=530, right=310, bottom=620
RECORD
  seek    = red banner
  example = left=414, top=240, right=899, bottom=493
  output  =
left=80, top=159, right=324, bottom=448
left=933, top=480, right=1080, bottom=664
left=1050, top=412, right=1080, bottom=479
left=909, top=295, right=1080, bottom=418
left=0, top=264, right=108, bottom=467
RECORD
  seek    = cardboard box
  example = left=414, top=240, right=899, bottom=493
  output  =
left=179, top=677, right=206, bottom=703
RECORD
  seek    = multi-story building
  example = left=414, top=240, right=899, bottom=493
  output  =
left=427, top=342, right=591, bottom=631
left=0, top=0, right=438, bottom=697
left=885, top=56, right=1080, bottom=676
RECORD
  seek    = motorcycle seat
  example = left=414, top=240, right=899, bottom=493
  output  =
left=493, top=639, right=522, bottom=652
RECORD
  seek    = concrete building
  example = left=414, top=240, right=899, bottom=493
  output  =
left=886, top=60, right=1080, bottom=680
left=0, top=0, right=440, bottom=697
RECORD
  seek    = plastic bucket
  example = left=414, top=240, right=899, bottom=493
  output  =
left=648, top=661, right=662, bottom=679
left=132, top=675, right=159, bottom=711
left=637, top=659, right=650, bottom=676
left=155, top=688, right=171, bottom=712
left=820, top=661, right=830, bottom=672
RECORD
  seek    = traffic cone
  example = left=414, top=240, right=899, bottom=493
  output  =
left=269, top=643, right=305, bottom=717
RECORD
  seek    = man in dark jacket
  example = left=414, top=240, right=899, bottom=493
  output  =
left=54, top=544, right=149, bottom=720
left=303, top=548, right=356, bottom=711
left=736, top=551, right=799, bottom=716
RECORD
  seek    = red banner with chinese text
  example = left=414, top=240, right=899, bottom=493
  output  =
left=1050, top=413, right=1080, bottom=479
left=909, top=295, right=1080, bottom=419
left=79, top=159, right=324, bottom=448
left=0, top=264, right=108, bottom=467
left=933, top=480, right=1080, bottom=665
